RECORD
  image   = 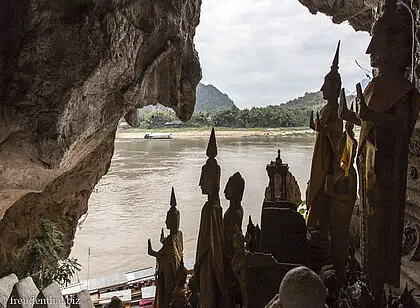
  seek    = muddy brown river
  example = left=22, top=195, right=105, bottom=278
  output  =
left=70, top=133, right=315, bottom=281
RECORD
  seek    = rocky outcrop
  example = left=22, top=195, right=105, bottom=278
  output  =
left=0, top=0, right=202, bottom=275
left=297, top=0, right=373, bottom=31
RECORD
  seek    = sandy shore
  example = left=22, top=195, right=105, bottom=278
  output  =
left=116, top=128, right=315, bottom=139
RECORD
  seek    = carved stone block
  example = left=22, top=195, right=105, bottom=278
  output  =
left=0, top=274, right=18, bottom=308
left=7, top=277, right=39, bottom=308
left=34, top=282, right=65, bottom=308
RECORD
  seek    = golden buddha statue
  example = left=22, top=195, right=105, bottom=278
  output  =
left=148, top=187, right=183, bottom=308
left=194, top=128, right=225, bottom=308
left=307, top=41, right=344, bottom=229
left=306, top=42, right=344, bottom=272
left=338, top=0, right=420, bottom=300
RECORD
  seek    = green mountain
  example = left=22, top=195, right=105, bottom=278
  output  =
left=139, top=83, right=237, bottom=114
left=195, top=83, right=237, bottom=112
left=282, top=91, right=324, bottom=109
left=281, top=91, right=356, bottom=110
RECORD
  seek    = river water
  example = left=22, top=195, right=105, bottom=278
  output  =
left=70, top=134, right=315, bottom=281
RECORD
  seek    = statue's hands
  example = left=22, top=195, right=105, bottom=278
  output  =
left=338, top=88, right=349, bottom=120
left=356, top=82, right=371, bottom=121
left=314, top=111, right=325, bottom=133
left=309, top=111, right=316, bottom=131
left=148, top=239, right=153, bottom=254
left=160, top=228, right=165, bottom=244
left=148, top=239, right=157, bottom=257
left=324, top=175, right=335, bottom=195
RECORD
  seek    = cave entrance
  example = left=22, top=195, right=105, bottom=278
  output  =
left=69, top=0, right=372, bottom=282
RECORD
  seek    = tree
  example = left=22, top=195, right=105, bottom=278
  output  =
left=142, top=111, right=173, bottom=128
left=19, top=219, right=81, bottom=288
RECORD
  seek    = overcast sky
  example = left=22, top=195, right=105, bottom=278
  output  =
left=194, top=0, right=372, bottom=109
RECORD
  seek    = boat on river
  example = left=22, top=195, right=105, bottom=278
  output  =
left=144, top=133, right=172, bottom=139
left=62, top=259, right=194, bottom=308
left=62, top=267, right=156, bottom=308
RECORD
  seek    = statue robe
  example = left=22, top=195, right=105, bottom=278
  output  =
left=195, top=200, right=225, bottom=308
left=223, top=205, right=243, bottom=305
left=156, top=234, right=183, bottom=308
left=307, top=104, right=343, bottom=228
left=330, top=132, right=358, bottom=285
left=358, top=74, right=420, bottom=295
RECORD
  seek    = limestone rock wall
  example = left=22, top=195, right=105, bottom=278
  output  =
left=297, top=0, right=373, bottom=31
left=0, top=0, right=202, bottom=275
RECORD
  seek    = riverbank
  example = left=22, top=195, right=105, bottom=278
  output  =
left=116, top=127, right=315, bottom=139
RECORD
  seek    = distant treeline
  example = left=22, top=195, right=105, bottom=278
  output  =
left=137, top=91, right=354, bottom=129
left=140, top=106, right=310, bottom=128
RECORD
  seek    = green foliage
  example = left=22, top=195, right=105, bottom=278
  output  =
left=22, top=219, right=81, bottom=288
left=184, top=112, right=211, bottom=127
left=297, top=201, right=309, bottom=223
left=43, top=258, right=81, bottom=288
left=141, top=111, right=174, bottom=128
left=136, top=91, right=353, bottom=129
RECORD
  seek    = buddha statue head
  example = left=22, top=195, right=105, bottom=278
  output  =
left=166, top=187, right=180, bottom=234
left=224, top=172, right=245, bottom=202
left=199, top=128, right=221, bottom=196
left=366, top=0, right=412, bottom=73
left=321, top=41, right=342, bottom=101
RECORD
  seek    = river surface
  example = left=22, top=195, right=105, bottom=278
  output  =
left=70, top=134, right=315, bottom=281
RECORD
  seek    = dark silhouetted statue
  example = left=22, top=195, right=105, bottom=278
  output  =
left=194, top=128, right=225, bottom=308
left=338, top=0, right=420, bottom=300
left=148, top=187, right=183, bottom=308
left=307, top=41, right=343, bottom=272
left=223, top=172, right=245, bottom=307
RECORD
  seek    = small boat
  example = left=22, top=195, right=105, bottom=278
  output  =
left=62, top=267, right=156, bottom=308
left=144, top=133, right=172, bottom=139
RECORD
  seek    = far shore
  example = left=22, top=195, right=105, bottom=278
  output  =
left=116, top=127, right=316, bottom=139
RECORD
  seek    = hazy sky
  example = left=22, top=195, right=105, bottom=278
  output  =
left=194, top=0, right=372, bottom=109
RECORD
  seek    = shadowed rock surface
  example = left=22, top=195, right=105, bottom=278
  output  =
left=0, top=0, right=202, bottom=275
left=298, top=0, right=373, bottom=31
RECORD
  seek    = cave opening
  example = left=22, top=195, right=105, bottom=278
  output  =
left=1, top=0, right=420, bottom=306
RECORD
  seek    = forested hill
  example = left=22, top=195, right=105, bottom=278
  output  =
left=135, top=89, right=357, bottom=128
left=195, top=83, right=237, bottom=112
left=282, top=91, right=324, bottom=109
left=139, top=83, right=237, bottom=113
left=281, top=90, right=356, bottom=110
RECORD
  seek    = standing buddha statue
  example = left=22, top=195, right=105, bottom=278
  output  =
left=338, top=0, right=420, bottom=300
left=306, top=41, right=344, bottom=271
left=223, top=172, right=245, bottom=307
left=148, top=187, right=183, bottom=308
left=194, top=128, right=225, bottom=308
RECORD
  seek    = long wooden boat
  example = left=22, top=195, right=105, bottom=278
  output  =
left=62, top=267, right=156, bottom=308
left=144, top=133, right=172, bottom=139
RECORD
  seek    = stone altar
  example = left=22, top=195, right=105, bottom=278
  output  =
left=259, top=150, right=309, bottom=266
